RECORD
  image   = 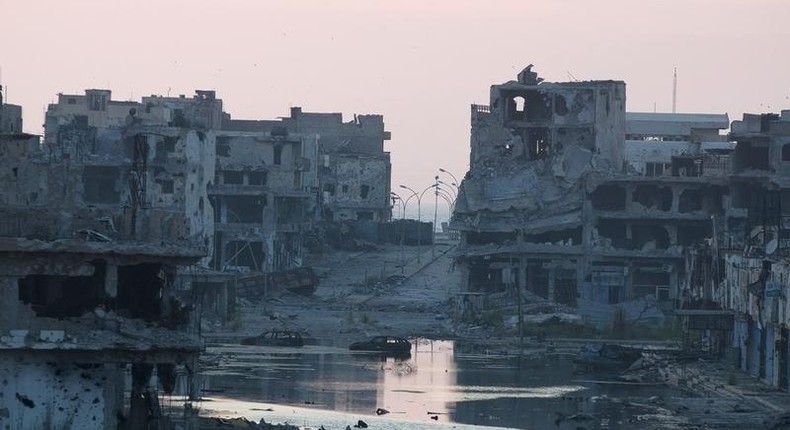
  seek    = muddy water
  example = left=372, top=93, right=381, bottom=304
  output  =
left=198, top=339, right=686, bottom=430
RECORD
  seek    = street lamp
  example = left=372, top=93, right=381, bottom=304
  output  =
left=438, top=168, right=460, bottom=189
left=390, top=192, right=407, bottom=272
left=399, top=183, right=437, bottom=264
left=437, top=180, right=457, bottom=200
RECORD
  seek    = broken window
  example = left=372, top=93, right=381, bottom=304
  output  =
left=274, top=145, right=283, bottom=166
left=83, top=166, right=120, bottom=204
left=117, top=263, right=171, bottom=320
left=248, top=171, right=267, bottom=186
left=734, top=141, right=770, bottom=171
left=526, top=127, right=550, bottom=159
left=360, top=185, right=370, bottom=199
left=18, top=261, right=106, bottom=318
left=155, top=136, right=178, bottom=160
left=223, top=171, right=244, bottom=185
left=591, top=185, right=626, bottom=211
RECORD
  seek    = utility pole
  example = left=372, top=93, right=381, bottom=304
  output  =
left=672, top=67, right=677, bottom=114
left=432, top=175, right=438, bottom=259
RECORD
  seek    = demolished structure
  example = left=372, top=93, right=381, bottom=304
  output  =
left=1, top=89, right=213, bottom=428
left=453, top=65, right=790, bottom=391
left=453, top=66, right=732, bottom=326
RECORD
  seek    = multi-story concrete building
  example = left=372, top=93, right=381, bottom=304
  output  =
left=452, top=66, right=738, bottom=327
left=1, top=90, right=214, bottom=428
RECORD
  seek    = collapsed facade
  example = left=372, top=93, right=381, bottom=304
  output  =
left=1, top=89, right=212, bottom=428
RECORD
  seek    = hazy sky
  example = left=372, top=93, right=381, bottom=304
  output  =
left=2, top=0, right=790, bottom=221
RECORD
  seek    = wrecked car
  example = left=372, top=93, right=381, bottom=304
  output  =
left=241, top=330, right=304, bottom=347
left=349, top=336, right=412, bottom=355
left=573, top=343, right=642, bottom=371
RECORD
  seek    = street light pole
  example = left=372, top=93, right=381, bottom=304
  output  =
left=391, top=192, right=407, bottom=273
left=432, top=175, right=439, bottom=258
left=399, top=183, right=437, bottom=264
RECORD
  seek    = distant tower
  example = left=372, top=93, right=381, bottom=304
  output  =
left=672, top=68, right=677, bottom=114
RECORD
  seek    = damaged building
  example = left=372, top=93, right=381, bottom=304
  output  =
left=695, top=111, right=790, bottom=390
left=0, top=89, right=216, bottom=428
left=453, top=66, right=736, bottom=327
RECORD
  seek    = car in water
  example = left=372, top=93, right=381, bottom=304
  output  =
left=349, top=336, right=412, bottom=355
left=240, top=330, right=305, bottom=347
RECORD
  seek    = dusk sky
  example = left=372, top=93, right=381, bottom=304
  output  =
left=2, top=0, right=789, bottom=221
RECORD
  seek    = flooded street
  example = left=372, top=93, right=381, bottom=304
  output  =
left=198, top=339, right=688, bottom=430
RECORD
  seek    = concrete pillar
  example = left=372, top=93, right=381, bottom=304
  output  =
left=671, top=186, right=681, bottom=213
left=624, top=183, right=634, bottom=211
left=105, top=263, right=118, bottom=298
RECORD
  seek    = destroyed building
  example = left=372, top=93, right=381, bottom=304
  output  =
left=0, top=89, right=216, bottom=429
left=453, top=66, right=739, bottom=327
left=223, top=107, right=392, bottom=222
left=707, top=111, right=790, bottom=390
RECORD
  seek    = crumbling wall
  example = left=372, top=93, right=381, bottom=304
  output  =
left=0, top=357, right=122, bottom=430
left=322, top=154, right=391, bottom=221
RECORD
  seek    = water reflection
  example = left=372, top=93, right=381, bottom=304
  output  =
left=200, top=340, right=683, bottom=430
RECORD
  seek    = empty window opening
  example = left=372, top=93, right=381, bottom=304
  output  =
left=466, top=231, right=516, bottom=246
left=734, top=142, right=770, bottom=172
left=216, top=137, right=231, bottom=157
left=83, top=166, right=120, bottom=204
left=525, top=90, right=552, bottom=122
left=224, top=241, right=264, bottom=271
left=360, top=185, right=370, bottom=199
left=678, top=223, right=712, bottom=246
left=527, top=127, right=550, bottom=159
left=276, top=196, right=303, bottom=224
left=274, top=145, right=283, bottom=165
left=223, top=171, right=244, bottom=185
left=591, top=185, right=626, bottom=211
left=512, top=96, right=526, bottom=120
left=248, top=171, right=267, bottom=186
left=524, top=227, right=582, bottom=246
left=117, top=263, right=171, bottom=320
left=342, top=184, right=349, bottom=194
left=671, top=156, right=703, bottom=177
left=468, top=259, right=506, bottom=293
left=632, top=224, right=670, bottom=250
left=782, top=144, right=790, bottom=162
left=633, top=185, right=672, bottom=211
left=225, top=195, right=265, bottom=223
left=157, top=179, right=174, bottom=194
left=155, top=136, right=178, bottom=160
left=18, top=261, right=106, bottom=318
left=679, top=189, right=703, bottom=213
left=596, top=220, right=627, bottom=248
left=323, top=183, right=336, bottom=196
left=554, top=95, right=569, bottom=116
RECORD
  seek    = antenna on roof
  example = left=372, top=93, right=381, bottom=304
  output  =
left=566, top=71, right=579, bottom=82
left=672, top=68, right=677, bottom=114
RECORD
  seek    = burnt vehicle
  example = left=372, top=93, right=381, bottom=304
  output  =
left=241, top=330, right=305, bottom=347
left=573, top=343, right=642, bottom=371
left=349, top=336, right=412, bottom=355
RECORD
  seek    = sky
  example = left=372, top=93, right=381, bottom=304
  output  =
left=2, top=0, right=790, bottom=222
